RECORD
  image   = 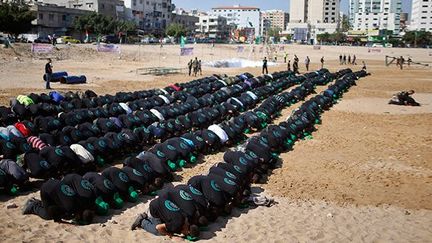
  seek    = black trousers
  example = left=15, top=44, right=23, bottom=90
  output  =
left=262, top=66, right=268, bottom=74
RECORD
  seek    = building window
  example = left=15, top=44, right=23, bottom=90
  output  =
left=48, top=14, right=54, bottom=21
left=102, top=4, right=105, bottom=9
left=62, top=15, right=66, bottom=21
left=39, top=13, right=43, bottom=20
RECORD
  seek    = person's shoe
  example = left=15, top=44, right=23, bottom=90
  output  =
left=130, top=213, right=147, bottom=230
left=22, top=198, right=36, bottom=215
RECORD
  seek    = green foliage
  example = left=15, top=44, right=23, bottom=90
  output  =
left=165, top=23, right=186, bottom=38
left=0, top=1, right=35, bottom=38
left=267, top=27, right=282, bottom=38
left=73, top=12, right=136, bottom=35
left=317, top=32, right=347, bottom=43
left=402, top=31, right=432, bottom=47
left=341, top=14, right=350, bottom=32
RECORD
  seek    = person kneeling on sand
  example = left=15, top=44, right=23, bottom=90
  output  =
left=22, top=179, right=95, bottom=224
left=131, top=196, right=200, bottom=240
left=388, top=90, right=420, bottom=106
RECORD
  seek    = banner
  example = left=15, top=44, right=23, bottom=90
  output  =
left=368, top=48, right=382, bottom=53
left=237, top=46, right=245, bottom=53
left=180, top=47, right=194, bottom=56
left=31, top=43, right=53, bottom=53
left=97, top=44, right=120, bottom=53
left=313, top=45, right=321, bottom=50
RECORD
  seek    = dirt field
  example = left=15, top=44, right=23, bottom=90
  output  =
left=0, top=43, right=431, bottom=242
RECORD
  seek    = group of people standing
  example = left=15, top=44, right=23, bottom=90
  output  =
left=187, top=58, right=202, bottom=77
left=396, top=56, right=412, bottom=70
left=285, top=55, right=325, bottom=74
left=263, top=54, right=326, bottom=75
left=339, top=54, right=357, bottom=65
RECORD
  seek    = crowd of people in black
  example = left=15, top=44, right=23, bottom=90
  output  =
left=0, top=65, right=370, bottom=240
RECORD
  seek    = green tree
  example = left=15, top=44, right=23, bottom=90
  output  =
left=317, top=32, right=331, bottom=43
left=165, top=23, right=186, bottom=38
left=341, top=14, right=350, bottom=32
left=402, top=31, right=432, bottom=47
left=0, top=1, right=36, bottom=38
left=73, top=12, right=136, bottom=36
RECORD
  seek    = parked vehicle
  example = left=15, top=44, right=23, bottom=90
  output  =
left=101, top=35, right=120, bottom=44
left=34, top=36, right=51, bottom=43
left=57, top=36, right=81, bottom=44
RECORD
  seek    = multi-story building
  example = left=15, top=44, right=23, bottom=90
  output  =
left=349, top=0, right=402, bottom=34
left=410, top=0, right=432, bottom=32
left=211, top=5, right=261, bottom=36
left=261, top=10, right=289, bottom=31
left=123, top=0, right=173, bottom=35
left=195, top=15, right=229, bottom=40
left=30, top=3, right=92, bottom=37
left=287, top=0, right=341, bottom=43
left=41, top=0, right=124, bottom=18
left=171, top=9, right=199, bottom=35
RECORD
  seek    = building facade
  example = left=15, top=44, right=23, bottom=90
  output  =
left=211, top=5, right=261, bottom=36
left=410, top=0, right=432, bottom=32
left=287, top=0, right=340, bottom=43
left=171, top=11, right=199, bottom=35
left=30, top=3, right=92, bottom=37
left=195, top=15, right=229, bottom=40
left=123, top=0, right=173, bottom=35
left=261, top=10, right=289, bottom=34
left=41, top=0, right=124, bottom=18
left=349, top=0, right=402, bottom=34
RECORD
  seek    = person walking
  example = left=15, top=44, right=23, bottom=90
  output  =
left=284, top=52, right=288, bottom=63
left=352, top=55, right=357, bottom=65
left=187, top=59, right=193, bottom=76
left=45, top=58, right=53, bottom=90
left=339, top=54, right=342, bottom=65
left=320, top=56, right=325, bottom=69
left=287, top=60, right=291, bottom=71
left=262, top=57, right=268, bottom=74
left=192, top=57, right=199, bottom=76
left=343, top=54, right=346, bottom=65
left=293, top=59, right=299, bottom=74
left=348, top=55, right=351, bottom=64
left=399, top=56, right=405, bottom=70
left=198, top=60, right=202, bottom=76
left=305, top=56, right=310, bottom=71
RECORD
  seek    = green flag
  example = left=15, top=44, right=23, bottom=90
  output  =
left=180, top=36, right=185, bottom=48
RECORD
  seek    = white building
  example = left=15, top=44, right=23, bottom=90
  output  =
left=410, top=0, right=432, bottom=32
left=287, top=0, right=340, bottom=43
left=349, top=0, right=402, bottom=34
left=123, top=0, right=173, bottom=34
left=195, top=15, right=229, bottom=40
left=211, top=5, right=261, bottom=36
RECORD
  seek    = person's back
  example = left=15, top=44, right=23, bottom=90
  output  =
left=44, top=59, right=53, bottom=89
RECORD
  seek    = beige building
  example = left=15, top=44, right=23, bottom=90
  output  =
left=171, top=9, right=199, bottom=35
left=40, top=0, right=124, bottom=18
left=287, top=0, right=340, bottom=43
left=261, top=10, right=289, bottom=30
left=30, top=3, right=92, bottom=37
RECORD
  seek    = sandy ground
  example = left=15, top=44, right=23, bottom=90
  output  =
left=0, top=43, right=432, bottom=242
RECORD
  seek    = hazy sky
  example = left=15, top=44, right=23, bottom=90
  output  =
left=173, top=0, right=412, bottom=14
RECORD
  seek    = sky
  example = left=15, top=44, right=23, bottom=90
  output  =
left=173, top=0, right=412, bottom=15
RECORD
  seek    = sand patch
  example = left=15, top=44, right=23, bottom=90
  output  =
left=333, top=94, right=432, bottom=114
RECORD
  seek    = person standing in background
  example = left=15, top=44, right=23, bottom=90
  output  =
left=320, top=56, right=325, bottom=69
left=305, top=56, right=310, bottom=71
left=262, top=57, right=268, bottom=74
left=45, top=58, right=53, bottom=90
